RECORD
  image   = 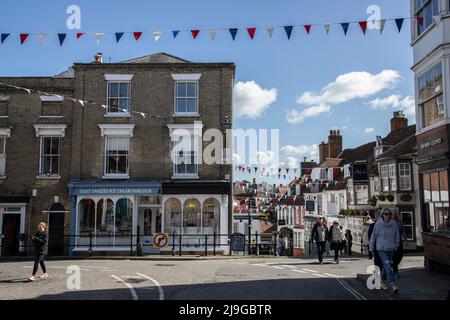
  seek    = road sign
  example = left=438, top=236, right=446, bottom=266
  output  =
left=152, top=233, right=169, bottom=248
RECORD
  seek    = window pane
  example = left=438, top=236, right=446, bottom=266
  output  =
left=423, top=173, right=431, bottom=202
left=177, top=82, right=186, bottom=97
left=119, top=83, right=129, bottom=98
left=42, top=156, right=51, bottom=174
left=117, top=155, right=128, bottom=174
left=78, top=199, right=95, bottom=236
left=108, top=83, right=119, bottom=97
left=202, top=198, right=220, bottom=233
left=431, top=172, right=440, bottom=201
left=176, top=98, right=187, bottom=113
left=186, top=98, right=197, bottom=113
left=96, top=199, right=115, bottom=246
left=421, top=94, right=444, bottom=127
left=164, top=199, right=181, bottom=234
left=183, top=198, right=201, bottom=229
left=186, top=83, right=196, bottom=97
left=115, top=198, right=132, bottom=235
left=43, top=138, right=52, bottom=155
left=439, top=170, right=449, bottom=202
left=108, top=98, right=120, bottom=112
left=51, top=138, right=60, bottom=155
left=51, top=156, right=59, bottom=174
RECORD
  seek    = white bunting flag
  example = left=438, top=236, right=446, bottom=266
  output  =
left=432, top=15, right=441, bottom=26
left=324, top=23, right=331, bottom=34
left=266, top=27, right=274, bottom=38
left=38, top=33, right=46, bottom=45
left=209, top=29, right=218, bottom=41
left=153, top=31, right=162, bottom=41
left=377, top=19, right=386, bottom=34
left=139, top=112, right=146, bottom=118
left=78, top=100, right=84, bottom=107
left=95, top=33, right=104, bottom=45
left=101, top=104, right=108, bottom=110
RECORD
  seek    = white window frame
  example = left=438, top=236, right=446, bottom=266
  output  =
left=400, top=211, right=414, bottom=241
left=0, top=135, right=7, bottom=177
left=355, top=185, right=368, bottom=204
left=414, top=0, right=440, bottom=37
left=399, top=163, right=412, bottom=191
left=381, top=165, right=389, bottom=192
left=388, top=163, right=397, bottom=191
left=417, top=62, right=444, bottom=130
left=104, top=136, right=130, bottom=179
left=105, top=81, right=131, bottom=117
left=39, top=136, right=62, bottom=178
left=174, top=81, right=199, bottom=116
left=33, top=124, right=66, bottom=179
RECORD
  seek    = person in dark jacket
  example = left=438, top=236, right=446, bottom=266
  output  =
left=311, top=216, right=328, bottom=264
left=345, top=229, right=353, bottom=255
left=28, top=222, right=48, bottom=281
left=328, top=221, right=344, bottom=264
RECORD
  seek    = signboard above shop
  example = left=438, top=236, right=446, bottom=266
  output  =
left=68, top=181, right=162, bottom=196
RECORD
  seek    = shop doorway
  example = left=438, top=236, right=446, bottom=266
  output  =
left=138, top=207, right=161, bottom=254
left=1, top=213, right=21, bottom=256
left=279, top=227, right=294, bottom=256
left=48, top=203, right=66, bottom=256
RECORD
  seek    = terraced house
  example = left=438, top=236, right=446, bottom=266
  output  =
left=0, top=52, right=235, bottom=256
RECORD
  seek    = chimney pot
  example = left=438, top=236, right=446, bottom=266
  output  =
left=94, top=53, right=103, bottom=63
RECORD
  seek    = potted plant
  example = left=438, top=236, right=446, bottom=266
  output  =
left=386, top=194, right=395, bottom=202
left=368, top=196, right=378, bottom=207
left=401, top=193, right=412, bottom=201
left=377, top=194, right=386, bottom=201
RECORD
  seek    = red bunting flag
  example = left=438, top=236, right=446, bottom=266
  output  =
left=76, top=32, right=85, bottom=39
left=417, top=16, right=424, bottom=26
left=247, top=28, right=256, bottom=39
left=304, top=24, right=311, bottom=34
left=286, top=168, right=290, bottom=174
left=133, top=32, right=142, bottom=41
left=20, top=34, right=29, bottom=45
left=359, top=21, right=368, bottom=34
left=191, top=30, right=200, bottom=39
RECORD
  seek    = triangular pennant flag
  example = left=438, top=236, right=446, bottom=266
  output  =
left=76, top=32, right=85, bottom=39
left=1, top=33, right=10, bottom=43
left=254, top=167, right=258, bottom=173
left=266, top=27, right=274, bottom=38
left=153, top=31, right=162, bottom=41
left=433, top=15, right=441, bottom=26
left=58, top=33, right=67, bottom=46
left=359, top=21, right=367, bottom=34
left=191, top=30, right=200, bottom=39
left=139, top=112, right=146, bottom=119
left=115, top=32, right=124, bottom=42
left=377, top=20, right=386, bottom=34
left=395, top=18, right=404, bottom=32
left=341, top=23, right=349, bottom=35
left=20, top=34, right=29, bottom=45
left=286, top=168, right=290, bottom=174
left=229, top=28, right=238, bottom=40
left=133, top=32, right=142, bottom=41
left=172, top=30, right=179, bottom=38
left=284, top=26, right=293, bottom=39
left=38, top=33, right=46, bottom=45
left=209, top=29, right=218, bottom=41
left=247, top=27, right=256, bottom=39
left=324, top=24, right=331, bottom=34
left=304, top=24, right=311, bottom=34
left=95, top=33, right=104, bottom=45
left=78, top=100, right=85, bottom=107
left=417, top=16, right=424, bottom=26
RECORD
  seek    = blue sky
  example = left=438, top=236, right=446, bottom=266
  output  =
left=0, top=0, right=414, bottom=183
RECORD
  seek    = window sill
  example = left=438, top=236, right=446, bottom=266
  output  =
left=411, top=21, right=436, bottom=46
left=0, top=116, right=9, bottom=119
left=417, top=119, right=450, bottom=135
left=36, top=175, right=61, bottom=180
left=104, top=113, right=131, bottom=118
left=172, top=113, right=200, bottom=118
left=102, top=174, right=130, bottom=180
left=171, top=174, right=199, bottom=180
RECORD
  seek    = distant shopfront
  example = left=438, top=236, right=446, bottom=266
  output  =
left=68, top=181, right=162, bottom=254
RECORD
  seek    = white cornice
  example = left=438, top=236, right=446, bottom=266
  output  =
left=98, top=124, right=135, bottom=137
left=33, top=124, right=67, bottom=137
left=171, top=73, right=202, bottom=81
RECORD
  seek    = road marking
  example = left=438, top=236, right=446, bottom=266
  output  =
left=281, top=265, right=296, bottom=269
left=136, top=273, right=165, bottom=301
left=45, top=266, right=91, bottom=271
left=336, top=278, right=367, bottom=301
left=251, top=263, right=268, bottom=267
left=270, top=266, right=285, bottom=269
left=313, top=273, right=328, bottom=278
left=111, top=275, right=138, bottom=301
left=323, top=273, right=340, bottom=278
left=302, top=268, right=318, bottom=273
left=292, top=269, right=307, bottom=274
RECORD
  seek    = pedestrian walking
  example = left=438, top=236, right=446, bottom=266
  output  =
left=328, top=221, right=345, bottom=264
left=311, top=216, right=328, bottom=264
left=339, top=225, right=346, bottom=255
left=369, top=208, right=400, bottom=293
left=362, top=215, right=373, bottom=255
left=393, top=211, right=406, bottom=276
left=345, top=229, right=353, bottom=255
left=28, top=222, right=48, bottom=281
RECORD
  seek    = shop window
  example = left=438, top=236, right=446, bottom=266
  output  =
left=423, top=170, right=450, bottom=233
left=115, top=198, right=133, bottom=235
left=202, top=198, right=220, bottom=234
left=400, top=211, right=414, bottom=241
left=183, top=198, right=201, bottom=231
left=78, top=199, right=95, bottom=236
left=164, top=198, right=181, bottom=234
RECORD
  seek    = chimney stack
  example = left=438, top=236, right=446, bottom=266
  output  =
left=390, top=111, right=407, bottom=131
left=94, top=53, right=103, bottom=63
left=319, top=141, right=329, bottom=163
left=328, top=129, right=343, bottom=158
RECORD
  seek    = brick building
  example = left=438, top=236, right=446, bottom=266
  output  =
left=0, top=52, right=235, bottom=256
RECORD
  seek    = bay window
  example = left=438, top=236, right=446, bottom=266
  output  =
left=415, top=0, right=439, bottom=36
left=418, top=62, right=444, bottom=128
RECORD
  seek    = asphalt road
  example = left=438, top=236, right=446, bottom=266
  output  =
left=0, top=256, right=423, bottom=300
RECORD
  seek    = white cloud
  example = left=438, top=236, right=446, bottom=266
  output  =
left=297, top=70, right=401, bottom=106
left=287, top=70, right=401, bottom=124
left=232, top=153, right=242, bottom=164
left=364, top=128, right=374, bottom=134
left=281, top=144, right=318, bottom=158
left=280, top=157, right=299, bottom=168
left=233, top=81, right=277, bottom=119
left=286, top=105, right=331, bottom=124
left=250, top=150, right=278, bottom=167
left=369, top=94, right=415, bottom=116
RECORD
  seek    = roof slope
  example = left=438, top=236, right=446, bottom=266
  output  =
left=377, top=133, right=417, bottom=159
left=119, top=52, right=191, bottom=64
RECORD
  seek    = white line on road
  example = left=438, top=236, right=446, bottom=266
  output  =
left=251, top=263, right=268, bottom=267
left=136, top=273, right=165, bottom=301
left=323, top=273, right=340, bottom=278
left=292, top=269, right=307, bottom=274
left=111, top=275, right=138, bottom=301
left=336, top=278, right=367, bottom=301
left=281, top=265, right=297, bottom=269
left=302, top=269, right=318, bottom=273
left=270, top=266, right=285, bottom=269
left=313, top=273, right=329, bottom=278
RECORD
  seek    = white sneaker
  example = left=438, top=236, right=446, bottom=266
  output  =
left=40, top=273, right=48, bottom=279
left=380, top=282, right=388, bottom=290
left=27, top=275, right=36, bottom=281
left=392, top=285, right=399, bottom=294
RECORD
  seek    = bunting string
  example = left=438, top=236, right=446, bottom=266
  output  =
left=0, top=16, right=423, bottom=46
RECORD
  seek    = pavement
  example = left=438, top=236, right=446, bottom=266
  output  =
left=0, top=254, right=448, bottom=300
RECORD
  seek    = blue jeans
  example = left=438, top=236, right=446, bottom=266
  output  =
left=378, top=250, right=396, bottom=285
